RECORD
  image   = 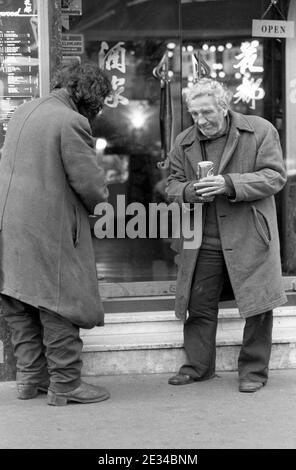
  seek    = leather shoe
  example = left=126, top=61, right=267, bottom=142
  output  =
left=239, top=380, right=264, bottom=393
left=168, top=373, right=195, bottom=386
left=17, top=382, right=49, bottom=400
left=47, top=381, right=110, bottom=406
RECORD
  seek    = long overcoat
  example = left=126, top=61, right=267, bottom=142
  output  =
left=0, top=89, right=108, bottom=328
left=167, top=110, right=287, bottom=321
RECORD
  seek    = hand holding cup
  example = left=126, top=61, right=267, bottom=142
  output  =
left=194, top=174, right=227, bottom=200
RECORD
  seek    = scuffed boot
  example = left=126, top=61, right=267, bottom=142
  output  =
left=47, top=381, right=110, bottom=406
left=17, top=381, right=49, bottom=399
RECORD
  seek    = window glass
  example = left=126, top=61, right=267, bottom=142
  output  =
left=61, top=0, right=286, bottom=283
left=0, top=0, right=39, bottom=149
left=181, top=0, right=285, bottom=136
left=181, top=38, right=265, bottom=130
left=61, top=0, right=180, bottom=282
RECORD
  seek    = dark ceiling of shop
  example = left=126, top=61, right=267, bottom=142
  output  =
left=69, top=0, right=287, bottom=40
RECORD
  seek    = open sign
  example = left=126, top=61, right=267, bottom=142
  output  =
left=252, top=19, right=295, bottom=38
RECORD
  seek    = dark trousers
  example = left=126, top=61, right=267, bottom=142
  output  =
left=0, top=294, right=82, bottom=392
left=179, top=249, right=273, bottom=383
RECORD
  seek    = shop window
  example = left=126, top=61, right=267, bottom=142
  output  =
left=1, top=0, right=287, bottom=283
left=61, top=1, right=286, bottom=283
left=61, top=0, right=180, bottom=283
left=0, top=0, right=48, bottom=150
left=181, top=38, right=265, bottom=130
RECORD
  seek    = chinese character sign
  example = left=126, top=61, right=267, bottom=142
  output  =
left=233, top=76, right=265, bottom=110
left=233, top=41, right=265, bottom=110
left=233, top=42, right=263, bottom=75
left=99, top=41, right=129, bottom=108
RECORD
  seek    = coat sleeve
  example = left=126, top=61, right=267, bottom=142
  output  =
left=61, top=113, right=109, bottom=213
left=227, top=124, right=287, bottom=202
left=166, top=143, right=194, bottom=205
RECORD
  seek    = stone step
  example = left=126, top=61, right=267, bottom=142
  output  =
left=81, top=307, right=296, bottom=342
left=80, top=306, right=296, bottom=376
left=101, top=292, right=296, bottom=313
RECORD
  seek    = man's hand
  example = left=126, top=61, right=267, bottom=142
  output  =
left=194, top=175, right=228, bottom=199
left=184, top=181, right=204, bottom=203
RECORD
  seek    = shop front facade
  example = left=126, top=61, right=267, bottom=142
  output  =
left=0, top=0, right=296, bottom=315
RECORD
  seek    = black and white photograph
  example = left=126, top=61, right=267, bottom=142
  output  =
left=0, top=0, right=295, bottom=458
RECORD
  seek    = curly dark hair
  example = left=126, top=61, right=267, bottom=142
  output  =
left=52, top=62, right=113, bottom=115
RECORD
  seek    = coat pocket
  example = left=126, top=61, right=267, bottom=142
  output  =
left=251, top=206, right=271, bottom=246
left=170, top=236, right=183, bottom=254
left=72, top=205, right=81, bottom=247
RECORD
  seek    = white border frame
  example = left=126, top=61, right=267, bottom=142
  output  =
left=37, top=0, right=50, bottom=96
left=286, top=0, right=296, bottom=176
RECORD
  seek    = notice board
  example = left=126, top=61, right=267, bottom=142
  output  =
left=0, top=0, right=40, bottom=148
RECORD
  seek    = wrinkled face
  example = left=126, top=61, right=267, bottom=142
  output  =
left=188, top=94, right=227, bottom=138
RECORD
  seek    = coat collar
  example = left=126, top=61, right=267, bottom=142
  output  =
left=50, top=88, right=79, bottom=113
left=181, top=110, right=255, bottom=175
left=179, top=110, right=254, bottom=146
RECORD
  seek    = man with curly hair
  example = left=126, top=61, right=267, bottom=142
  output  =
left=0, top=62, right=113, bottom=405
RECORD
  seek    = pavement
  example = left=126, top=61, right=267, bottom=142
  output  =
left=0, top=370, right=295, bottom=450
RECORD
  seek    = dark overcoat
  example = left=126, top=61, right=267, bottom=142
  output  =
left=166, top=110, right=287, bottom=321
left=0, top=89, right=108, bottom=328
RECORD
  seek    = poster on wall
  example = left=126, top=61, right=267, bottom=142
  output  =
left=62, top=33, right=84, bottom=55
left=61, top=0, right=82, bottom=16
left=0, top=0, right=39, bottom=148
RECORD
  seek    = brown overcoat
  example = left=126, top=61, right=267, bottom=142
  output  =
left=166, top=110, right=287, bottom=321
left=0, top=89, right=108, bottom=328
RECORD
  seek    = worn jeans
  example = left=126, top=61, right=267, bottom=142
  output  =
left=179, top=249, right=273, bottom=383
left=0, top=294, right=82, bottom=392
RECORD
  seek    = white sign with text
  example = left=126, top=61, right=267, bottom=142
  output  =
left=252, top=19, right=295, bottom=38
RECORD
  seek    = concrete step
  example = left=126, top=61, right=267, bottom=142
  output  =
left=81, top=308, right=296, bottom=342
left=80, top=306, right=296, bottom=376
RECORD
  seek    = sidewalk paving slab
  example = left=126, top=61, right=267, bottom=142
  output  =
left=0, top=370, right=295, bottom=449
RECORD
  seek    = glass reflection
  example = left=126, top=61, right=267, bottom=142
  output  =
left=61, top=0, right=285, bottom=282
